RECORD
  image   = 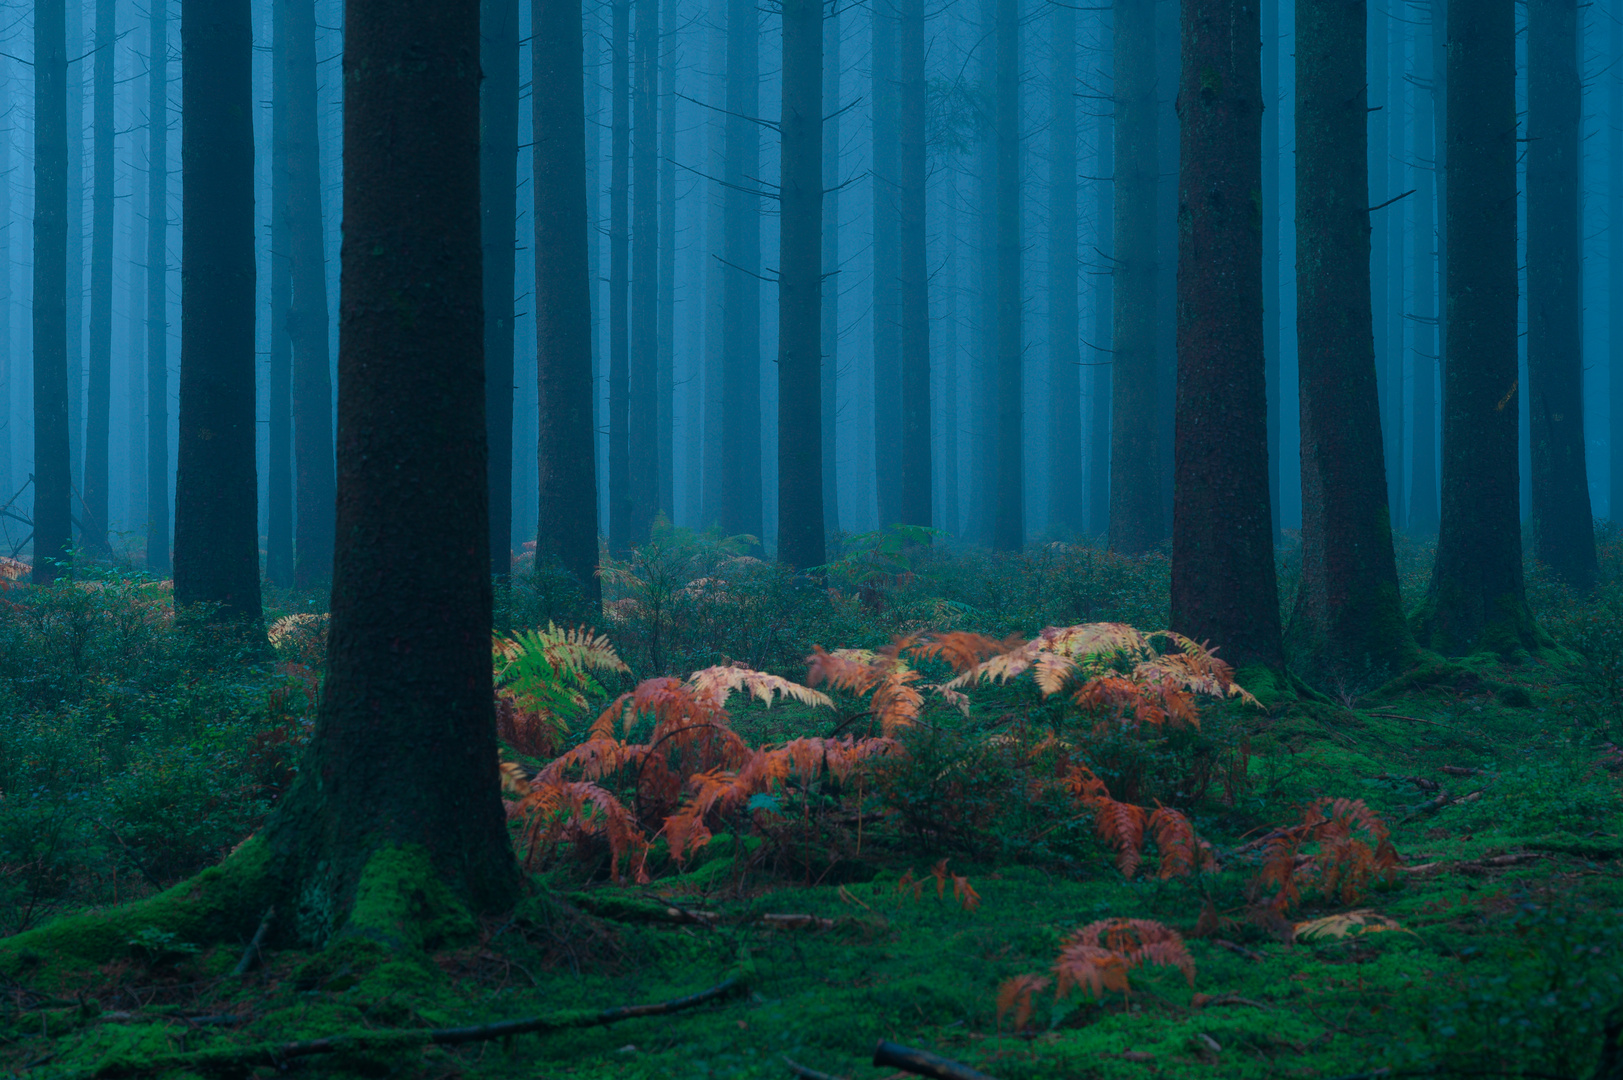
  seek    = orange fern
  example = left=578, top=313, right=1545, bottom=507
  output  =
left=996, top=974, right=1051, bottom=1031
left=1253, top=798, right=1400, bottom=912
left=1053, top=919, right=1195, bottom=1000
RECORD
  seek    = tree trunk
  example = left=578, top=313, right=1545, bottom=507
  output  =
left=268, top=0, right=295, bottom=587
left=84, top=0, right=115, bottom=557
left=1108, top=0, right=1161, bottom=555
left=33, top=0, right=72, bottom=585
left=777, top=0, right=825, bottom=570
left=1367, top=3, right=1392, bottom=533
left=821, top=3, right=842, bottom=536
left=721, top=0, right=761, bottom=540
left=1415, top=0, right=1540, bottom=656
left=1526, top=0, right=1597, bottom=592
left=1384, top=15, right=1406, bottom=532
left=1262, top=0, right=1280, bottom=545
left=67, top=0, right=83, bottom=508
left=608, top=0, right=632, bottom=553
left=1048, top=2, right=1082, bottom=537
left=702, top=0, right=726, bottom=528
left=1171, top=0, right=1283, bottom=675
left=991, top=0, right=1022, bottom=551
left=631, top=0, right=660, bottom=542
left=897, top=0, right=931, bottom=530
left=658, top=0, right=676, bottom=522
left=969, top=0, right=996, bottom=546
left=534, top=0, right=604, bottom=604
left=1089, top=6, right=1113, bottom=538
left=1155, top=0, right=1178, bottom=535
left=147, top=0, right=171, bottom=574
left=0, top=76, right=11, bottom=500
left=264, top=0, right=520, bottom=944
left=940, top=160, right=960, bottom=535
left=872, top=0, right=901, bottom=529
left=483, top=0, right=519, bottom=576
left=1288, top=0, right=1413, bottom=684
left=286, top=0, right=335, bottom=588
left=1612, top=7, right=1623, bottom=525
left=1410, top=3, right=1439, bottom=534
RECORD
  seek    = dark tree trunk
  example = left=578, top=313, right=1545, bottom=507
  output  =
left=609, top=0, right=632, bottom=553
left=483, top=0, right=519, bottom=575
left=777, top=0, right=825, bottom=570
left=263, top=0, right=520, bottom=940
left=1047, top=2, right=1082, bottom=537
left=630, top=0, right=659, bottom=541
left=897, top=0, right=931, bottom=530
left=872, top=0, right=901, bottom=529
left=721, top=0, right=762, bottom=540
left=0, top=78, right=10, bottom=499
left=84, top=0, right=115, bottom=557
left=821, top=3, right=841, bottom=536
left=286, top=0, right=335, bottom=588
left=146, top=0, right=170, bottom=574
left=1526, top=0, right=1597, bottom=592
left=1431, top=0, right=1446, bottom=410
left=1414, top=0, right=1539, bottom=656
left=1262, top=0, right=1280, bottom=544
left=1155, top=0, right=1178, bottom=534
left=33, top=0, right=72, bottom=585
left=1288, top=0, right=1413, bottom=683
left=174, top=0, right=262, bottom=623
left=1612, top=9, right=1623, bottom=525
left=1108, top=0, right=1161, bottom=555
left=1367, top=3, right=1392, bottom=532
left=268, top=0, right=295, bottom=586
left=67, top=0, right=83, bottom=503
left=534, top=0, right=604, bottom=603
left=940, top=161, right=959, bottom=535
left=1410, top=3, right=1439, bottom=534
left=1089, top=5, right=1113, bottom=538
left=701, top=0, right=726, bottom=528
left=658, top=0, right=676, bottom=521
left=991, top=0, right=1022, bottom=551
left=970, top=0, right=996, bottom=546
left=1171, top=0, right=1283, bottom=674
left=1383, top=15, right=1406, bottom=532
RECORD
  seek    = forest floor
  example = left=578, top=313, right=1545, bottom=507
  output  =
left=1, top=526, right=1620, bottom=1080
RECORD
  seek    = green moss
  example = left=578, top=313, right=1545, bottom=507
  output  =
left=339, top=842, right=478, bottom=950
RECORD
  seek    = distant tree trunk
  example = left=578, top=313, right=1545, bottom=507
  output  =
left=1410, top=3, right=1439, bottom=534
left=940, top=162, right=959, bottom=535
left=286, top=0, right=335, bottom=588
left=1384, top=15, right=1406, bottom=532
left=721, top=0, right=762, bottom=540
left=268, top=0, right=295, bottom=586
left=534, top=0, right=604, bottom=604
left=1289, top=0, right=1413, bottom=683
left=173, top=0, right=262, bottom=623
left=1368, top=3, right=1392, bottom=531
left=630, top=0, right=660, bottom=541
left=897, top=0, right=930, bottom=530
left=658, top=0, right=676, bottom=521
left=609, top=0, right=632, bottom=552
left=146, top=0, right=170, bottom=574
left=991, top=0, right=1022, bottom=551
left=1108, top=0, right=1161, bottom=555
left=1262, top=0, right=1280, bottom=544
left=701, top=0, right=726, bottom=528
left=1526, top=0, right=1597, bottom=592
left=67, top=0, right=83, bottom=505
left=777, top=0, right=825, bottom=570
left=969, top=0, right=996, bottom=546
left=33, top=0, right=72, bottom=585
left=821, top=3, right=842, bottom=536
left=1048, top=2, right=1082, bottom=537
left=1612, top=8, right=1623, bottom=524
left=872, top=0, right=901, bottom=529
left=1171, top=0, right=1283, bottom=674
left=482, top=0, right=519, bottom=575
left=1155, top=0, right=1178, bottom=533
left=0, top=77, right=11, bottom=499
left=262, top=0, right=520, bottom=938
left=84, top=0, right=115, bottom=557
left=1431, top=0, right=1447, bottom=406
left=1415, top=0, right=1539, bottom=655
left=1089, top=6, right=1113, bottom=538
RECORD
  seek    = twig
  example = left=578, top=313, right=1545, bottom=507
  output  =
left=230, top=908, right=274, bottom=978
left=785, top=1056, right=851, bottom=1080
left=872, top=1040, right=999, bottom=1080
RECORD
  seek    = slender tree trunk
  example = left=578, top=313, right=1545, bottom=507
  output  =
left=658, top=0, right=676, bottom=521
left=1526, top=0, right=1597, bottom=592
left=263, top=0, right=520, bottom=937
left=268, top=0, right=295, bottom=586
left=1385, top=18, right=1406, bottom=532
left=147, top=0, right=170, bottom=574
left=821, top=2, right=841, bottom=536
left=630, top=0, right=660, bottom=541
left=609, top=0, right=632, bottom=552
left=1089, top=3, right=1114, bottom=538
left=1368, top=2, right=1392, bottom=531
left=777, top=0, right=825, bottom=569
left=33, top=0, right=72, bottom=584
left=1289, top=0, right=1413, bottom=683
left=483, top=0, right=519, bottom=575
left=535, top=0, right=605, bottom=603
left=1432, top=0, right=1447, bottom=398
left=586, top=13, right=606, bottom=536
left=1108, top=0, right=1161, bottom=555
left=940, top=161, right=960, bottom=535
left=701, top=0, right=726, bottom=528
left=1612, top=7, right=1623, bottom=524
left=286, top=0, right=335, bottom=588
left=1262, top=0, right=1280, bottom=544
left=1171, top=0, right=1283, bottom=674
left=1048, top=2, right=1082, bottom=537
left=0, top=76, right=11, bottom=500
left=969, top=0, right=996, bottom=545
left=1416, top=0, right=1539, bottom=655
left=872, top=0, right=901, bottom=529
left=721, top=0, right=761, bottom=540
left=84, top=0, right=115, bottom=556
left=897, top=0, right=930, bottom=530
left=1155, top=0, right=1177, bottom=532
left=1410, top=3, right=1439, bottom=533
left=67, top=0, right=83, bottom=507
left=991, top=0, right=1022, bottom=551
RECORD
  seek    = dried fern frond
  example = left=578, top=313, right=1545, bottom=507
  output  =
left=1148, top=804, right=1214, bottom=879
left=996, top=974, right=1051, bottom=1031
left=806, top=646, right=924, bottom=735
left=686, top=663, right=834, bottom=711
left=1093, top=796, right=1150, bottom=878
left=0, top=556, right=29, bottom=582
left=1054, top=918, right=1195, bottom=1000
left=515, top=778, right=649, bottom=882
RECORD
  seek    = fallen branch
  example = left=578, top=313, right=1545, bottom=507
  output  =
left=873, top=1039, right=999, bottom=1080
left=1439, top=765, right=1482, bottom=777
left=1192, top=992, right=1271, bottom=1010
left=761, top=914, right=838, bottom=931
left=1211, top=939, right=1265, bottom=963
left=785, top=1055, right=851, bottom=1080
left=230, top=907, right=274, bottom=978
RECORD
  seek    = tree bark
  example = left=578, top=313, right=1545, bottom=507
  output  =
left=1048, top=2, right=1082, bottom=537
left=534, top=0, right=604, bottom=604
left=0, top=77, right=11, bottom=500
left=821, top=3, right=842, bottom=536
left=268, top=0, right=295, bottom=586
left=1409, top=2, right=1439, bottom=534
left=1171, top=0, right=1284, bottom=675
left=146, top=0, right=170, bottom=574
left=776, top=0, right=825, bottom=570
left=1108, top=0, right=1161, bottom=555
left=701, top=0, right=727, bottom=529
left=67, top=0, right=83, bottom=505
left=991, top=0, right=1022, bottom=551
left=1414, top=0, right=1540, bottom=656
left=33, top=0, right=72, bottom=585
left=631, top=0, right=660, bottom=541
left=1262, top=0, right=1279, bottom=545
left=1088, top=4, right=1113, bottom=538
left=1526, top=0, right=1597, bottom=592
left=262, top=0, right=520, bottom=942
left=483, top=0, right=519, bottom=575
left=1612, top=7, right=1623, bottom=526
left=1383, top=13, right=1406, bottom=532
left=84, top=0, right=115, bottom=557
left=872, top=0, right=902, bottom=529
left=1288, top=0, right=1414, bottom=684
left=609, top=0, right=632, bottom=553
left=897, top=0, right=931, bottom=531
left=658, top=0, right=676, bottom=521
left=721, top=0, right=762, bottom=541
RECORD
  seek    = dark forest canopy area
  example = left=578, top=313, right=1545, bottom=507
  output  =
left=1, top=0, right=1623, bottom=1078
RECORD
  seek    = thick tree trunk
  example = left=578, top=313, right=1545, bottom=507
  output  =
left=821, top=4, right=842, bottom=536
left=609, top=0, right=632, bottom=553
left=872, top=0, right=902, bottom=529
left=84, top=0, right=115, bottom=557
left=1048, top=2, right=1082, bottom=537
left=1288, top=0, right=1413, bottom=684
left=897, top=0, right=931, bottom=530
left=777, top=0, right=825, bottom=570
left=33, top=0, right=72, bottom=585
left=1415, top=0, right=1540, bottom=656
left=535, top=0, right=604, bottom=604
left=1108, top=0, right=1161, bottom=555
left=1526, top=0, right=1597, bottom=593
left=483, top=0, right=519, bottom=575
left=264, top=0, right=520, bottom=943
left=268, top=0, right=295, bottom=586
left=630, top=0, right=660, bottom=542
left=146, top=0, right=170, bottom=574
left=721, top=0, right=762, bottom=540
left=173, top=0, right=262, bottom=623
left=1410, top=5, right=1439, bottom=534
left=991, top=0, right=1022, bottom=551
left=1088, top=7, right=1113, bottom=539
left=286, top=0, right=335, bottom=588
left=1171, top=0, right=1283, bottom=675
left=1262, top=0, right=1280, bottom=544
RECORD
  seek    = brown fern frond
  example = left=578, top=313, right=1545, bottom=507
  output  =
left=906, top=631, right=1008, bottom=673
left=806, top=647, right=924, bottom=735
left=686, top=664, right=834, bottom=711
left=1093, top=797, right=1149, bottom=878
left=515, top=779, right=648, bottom=882
left=953, top=873, right=982, bottom=912
left=996, top=974, right=1051, bottom=1031
left=1147, top=804, right=1210, bottom=879
left=1053, top=918, right=1195, bottom=1000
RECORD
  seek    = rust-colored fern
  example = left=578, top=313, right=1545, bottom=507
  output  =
left=1254, top=797, right=1401, bottom=912
left=1053, top=918, right=1195, bottom=999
